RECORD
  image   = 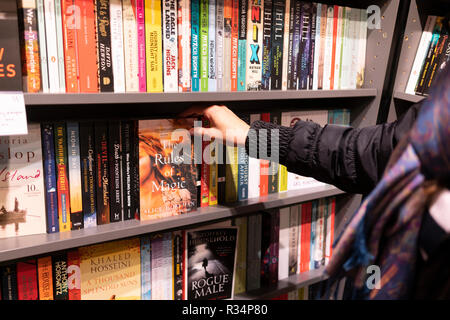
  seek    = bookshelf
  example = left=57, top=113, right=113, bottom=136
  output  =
left=0, top=0, right=405, bottom=300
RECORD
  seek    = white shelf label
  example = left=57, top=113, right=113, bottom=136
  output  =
left=0, top=92, right=28, bottom=136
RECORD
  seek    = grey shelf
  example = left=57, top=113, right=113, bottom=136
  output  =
left=393, top=91, right=426, bottom=103
left=24, top=89, right=377, bottom=106
left=235, top=267, right=328, bottom=300
left=0, top=184, right=343, bottom=263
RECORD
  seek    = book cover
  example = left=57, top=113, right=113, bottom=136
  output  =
left=322, top=5, right=333, bottom=90
left=237, top=0, right=248, bottom=91
left=173, top=230, right=184, bottom=300
left=199, top=0, right=209, bottom=91
left=94, top=122, right=110, bottom=225
left=223, top=0, right=232, bottom=91
left=36, top=0, right=49, bottom=92
left=285, top=0, right=295, bottom=89
left=163, top=0, right=179, bottom=92
left=200, top=118, right=210, bottom=207
left=145, top=0, right=163, bottom=92
left=260, top=210, right=279, bottom=287
left=123, top=0, right=140, bottom=92
left=289, top=0, right=301, bottom=89
left=270, top=0, right=285, bottom=90
left=120, top=121, right=133, bottom=220
left=79, top=121, right=97, bottom=228
left=191, top=0, right=200, bottom=91
left=325, top=196, right=335, bottom=264
left=425, top=28, right=449, bottom=94
left=308, top=3, right=316, bottom=90
left=137, top=0, right=147, bottom=92
left=131, top=120, right=140, bottom=220
left=299, top=201, right=311, bottom=272
left=278, top=206, right=290, bottom=280
left=232, top=216, right=247, bottom=294
left=312, top=2, right=321, bottom=90
left=216, top=0, right=225, bottom=91
left=230, top=0, right=239, bottom=91
left=208, top=0, right=217, bottom=91
left=67, top=249, right=81, bottom=300
left=225, top=145, right=238, bottom=203
left=321, top=197, right=329, bottom=266
left=43, top=0, right=61, bottom=92
left=209, top=140, right=219, bottom=206
left=52, top=252, right=69, bottom=300
left=96, top=0, right=114, bottom=92
left=19, top=0, right=41, bottom=93
left=17, top=260, right=38, bottom=300
left=246, top=213, right=261, bottom=291
left=178, top=0, right=191, bottom=92
left=356, top=9, right=367, bottom=88
left=80, top=237, right=141, bottom=300
left=288, top=204, right=300, bottom=276
left=247, top=113, right=260, bottom=199
left=314, top=197, right=325, bottom=268
left=110, top=0, right=126, bottom=92
left=54, top=0, right=66, bottom=92
left=332, top=5, right=343, bottom=90
left=261, top=0, right=272, bottom=90
left=309, top=200, right=317, bottom=270
left=139, top=119, right=197, bottom=220
left=237, top=115, right=249, bottom=201
left=140, top=235, right=151, bottom=300
left=185, top=225, right=238, bottom=300
left=339, top=6, right=351, bottom=90
left=108, top=121, right=123, bottom=222
left=281, top=0, right=291, bottom=90
left=151, top=232, right=174, bottom=300
left=37, top=256, right=53, bottom=300
left=268, top=112, right=280, bottom=194
left=329, top=5, right=339, bottom=90
left=245, top=0, right=263, bottom=91
left=259, top=113, right=270, bottom=197
left=348, top=7, right=361, bottom=90
left=66, top=122, right=83, bottom=230
left=1, top=265, right=18, bottom=300
left=41, top=123, right=59, bottom=233
left=75, top=0, right=99, bottom=93
left=298, top=1, right=311, bottom=90
left=61, top=0, right=79, bottom=93
left=317, top=3, right=327, bottom=89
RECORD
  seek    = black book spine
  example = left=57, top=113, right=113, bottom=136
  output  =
left=298, top=1, right=311, bottom=90
left=108, top=121, right=122, bottom=222
left=268, top=112, right=280, bottom=194
left=95, top=0, right=114, bottom=92
left=270, top=0, right=285, bottom=90
left=1, top=265, right=18, bottom=300
left=217, top=142, right=226, bottom=205
left=52, top=252, right=69, bottom=300
left=131, top=120, right=140, bottom=219
left=290, top=0, right=302, bottom=89
left=173, top=231, right=184, bottom=300
left=261, top=0, right=272, bottom=90
left=121, top=121, right=133, bottom=220
left=94, top=121, right=110, bottom=225
left=424, top=27, right=449, bottom=95
left=308, top=3, right=317, bottom=90
left=286, top=0, right=295, bottom=89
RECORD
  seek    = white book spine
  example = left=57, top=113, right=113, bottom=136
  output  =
left=322, top=5, right=334, bottom=90
left=333, top=6, right=343, bottom=90
left=287, top=204, right=299, bottom=276
left=312, top=2, right=321, bottom=90
left=278, top=207, right=290, bottom=281
left=178, top=0, right=191, bottom=91
left=110, top=0, right=126, bottom=92
left=122, top=0, right=140, bottom=92
left=281, top=0, right=291, bottom=90
left=405, top=15, right=436, bottom=94
left=316, top=199, right=325, bottom=266
left=356, top=9, right=368, bottom=89
left=340, top=7, right=352, bottom=90
left=36, top=0, right=49, bottom=93
left=216, top=0, right=224, bottom=91
left=248, top=113, right=261, bottom=198
left=348, top=8, right=361, bottom=89
left=325, top=198, right=332, bottom=264
left=208, top=0, right=216, bottom=91
left=43, top=0, right=61, bottom=93
left=245, top=0, right=263, bottom=91
left=54, top=0, right=66, bottom=92
left=163, top=0, right=179, bottom=92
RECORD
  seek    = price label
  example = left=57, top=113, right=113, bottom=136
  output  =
left=0, top=92, right=28, bottom=136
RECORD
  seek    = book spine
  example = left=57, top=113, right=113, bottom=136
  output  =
left=37, top=256, right=54, bottom=300
left=237, top=0, right=247, bottom=91
left=312, top=2, right=321, bottom=90
left=222, top=0, right=232, bottom=91
left=247, top=113, right=260, bottom=198
left=145, top=0, right=163, bottom=92
left=199, top=0, right=209, bottom=91
left=246, top=213, right=261, bottom=291
left=225, top=145, right=238, bottom=203
left=232, top=216, right=248, bottom=294
left=259, top=112, right=270, bottom=196
left=66, top=122, right=84, bottom=230
left=140, top=236, right=151, bottom=300
left=94, top=122, right=111, bottom=225
left=209, top=141, right=219, bottom=206
left=131, top=120, right=140, bottom=219
left=52, top=252, right=68, bottom=300
left=206, top=0, right=216, bottom=92
left=19, top=0, right=41, bottom=93
left=308, top=3, right=316, bottom=90
left=314, top=198, right=325, bottom=268
left=162, top=0, right=179, bottom=92
left=108, top=121, right=123, bottom=222
left=287, top=205, right=299, bottom=276
left=356, top=9, right=367, bottom=88
left=268, top=112, right=280, bottom=193
left=309, top=200, right=317, bottom=270
left=200, top=119, right=210, bottom=207
left=270, top=209, right=280, bottom=286
left=321, top=197, right=329, bottom=266
left=322, top=5, right=333, bottom=90
left=110, top=0, right=126, bottom=92
left=289, top=0, right=300, bottom=89
left=41, top=123, right=59, bottom=233
left=17, top=260, right=38, bottom=300
left=191, top=0, right=200, bottom=91
left=298, top=1, right=311, bottom=90
left=61, top=0, right=79, bottom=93
left=423, top=23, right=448, bottom=94
left=216, top=143, right=225, bottom=204
left=79, top=121, right=97, bottom=228
left=96, top=0, right=114, bottom=92
left=339, top=7, right=351, bottom=90
left=245, top=0, right=263, bottom=91
left=54, top=0, right=66, bottom=92
left=75, top=0, right=99, bottom=93
left=237, top=115, right=249, bottom=201
left=317, top=3, right=327, bottom=89
left=260, top=0, right=272, bottom=90
left=230, top=0, right=239, bottom=91
left=329, top=5, right=338, bottom=90
left=43, top=0, right=61, bottom=92
left=270, top=0, right=284, bottom=90
left=278, top=207, right=290, bottom=280
left=120, top=121, right=133, bottom=219
left=215, top=0, right=224, bottom=91
left=67, top=250, right=81, bottom=300
left=260, top=211, right=274, bottom=287
left=348, top=8, right=360, bottom=90
left=123, top=0, right=140, bottom=92
left=332, top=5, right=343, bottom=90
left=54, top=122, right=72, bottom=232
left=281, top=0, right=291, bottom=90
left=173, top=230, right=184, bottom=300
left=178, top=0, right=191, bottom=91
left=151, top=233, right=174, bottom=300
left=425, top=31, right=449, bottom=94
left=300, top=201, right=311, bottom=272
left=326, top=197, right=335, bottom=263
left=36, top=0, right=49, bottom=92
left=1, top=265, right=18, bottom=300
left=137, top=0, right=147, bottom=92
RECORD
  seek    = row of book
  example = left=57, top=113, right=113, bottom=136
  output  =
left=0, top=197, right=335, bottom=300
left=0, top=108, right=348, bottom=239
left=18, top=0, right=368, bottom=93
left=405, top=15, right=449, bottom=96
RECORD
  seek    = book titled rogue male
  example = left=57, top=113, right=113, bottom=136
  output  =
left=138, top=119, right=197, bottom=220
left=0, top=123, right=46, bottom=239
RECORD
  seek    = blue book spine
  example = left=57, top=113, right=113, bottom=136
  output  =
left=191, top=0, right=200, bottom=91
left=261, top=0, right=272, bottom=90
left=310, top=200, right=317, bottom=270
left=41, top=124, right=59, bottom=233
left=237, top=0, right=247, bottom=91
left=141, top=235, right=152, bottom=300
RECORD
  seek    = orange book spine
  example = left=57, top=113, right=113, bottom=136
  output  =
left=300, top=202, right=311, bottom=273
left=230, top=0, right=239, bottom=91
left=329, top=5, right=338, bottom=90
left=38, top=256, right=54, bottom=300
left=61, top=0, right=80, bottom=92
left=259, top=112, right=270, bottom=197
left=67, top=250, right=81, bottom=300
left=76, top=0, right=98, bottom=92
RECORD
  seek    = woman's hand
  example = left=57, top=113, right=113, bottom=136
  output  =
left=180, top=105, right=250, bottom=147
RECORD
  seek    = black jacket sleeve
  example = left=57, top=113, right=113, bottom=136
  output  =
left=245, top=104, right=421, bottom=194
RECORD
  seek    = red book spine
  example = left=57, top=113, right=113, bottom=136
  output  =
left=300, top=202, right=312, bottom=273
left=62, top=0, right=80, bottom=92
left=76, top=0, right=99, bottom=92
left=329, top=5, right=338, bottom=90
left=230, top=0, right=239, bottom=91
left=67, top=250, right=81, bottom=300
left=17, top=260, right=38, bottom=300
left=259, top=112, right=270, bottom=197
left=200, top=118, right=210, bottom=207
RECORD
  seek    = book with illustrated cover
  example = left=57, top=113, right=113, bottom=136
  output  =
left=185, top=225, right=238, bottom=300
left=17, top=260, right=38, bottom=300
left=199, top=0, right=209, bottom=91
left=270, top=0, right=285, bottom=90
left=67, top=249, right=81, bottom=300
left=145, top=0, right=163, bottom=92
left=237, top=0, right=247, bottom=91
left=208, top=0, right=217, bottom=91
left=139, top=119, right=197, bottom=220
left=96, top=0, right=114, bottom=92
left=140, top=235, right=151, bottom=300
left=137, top=0, right=147, bottom=92
left=37, top=256, right=53, bottom=300
left=191, top=0, right=200, bottom=91
left=123, top=0, right=140, bottom=92
left=67, top=122, right=83, bottom=230
left=61, top=0, right=79, bottom=93
left=151, top=232, right=174, bottom=299
left=94, top=122, right=110, bottom=225
left=52, top=252, right=68, bottom=300
left=178, top=0, right=191, bottom=92
left=163, top=0, right=179, bottom=92
left=110, top=0, right=126, bottom=92
left=79, top=237, right=141, bottom=300
left=261, top=0, right=272, bottom=90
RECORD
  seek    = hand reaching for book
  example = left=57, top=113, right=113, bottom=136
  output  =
left=180, top=105, right=250, bottom=147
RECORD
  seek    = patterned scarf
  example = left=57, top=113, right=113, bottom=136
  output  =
left=324, top=65, right=450, bottom=300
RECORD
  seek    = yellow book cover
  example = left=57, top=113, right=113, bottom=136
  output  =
left=79, top=238, right=141, bottom=300
left=145, top=0, right=163, bottom=92
left=225, top=145, right=238, bottom=203
left=279, top=164, right=288, bottom=192
left=37, top=256, right=54, bottom=300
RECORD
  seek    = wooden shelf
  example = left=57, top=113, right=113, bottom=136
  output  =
left=0, top=184, right=343, bottom=263
left=393, top=91, right=426, bottom=103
